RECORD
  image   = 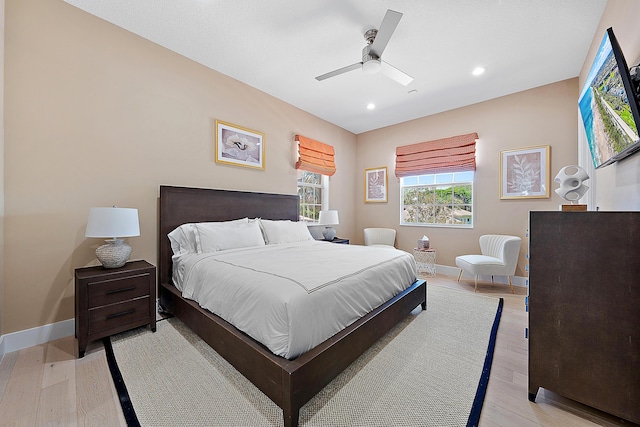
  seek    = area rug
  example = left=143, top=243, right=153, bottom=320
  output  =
left=105, top=285, right=503, bottom=426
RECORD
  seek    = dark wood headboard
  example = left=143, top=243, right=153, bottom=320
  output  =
left=158, top=185, right=299, bottom=285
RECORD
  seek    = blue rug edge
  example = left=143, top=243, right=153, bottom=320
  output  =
left=104, top=336, right=141, bottom=427
left=467, top=297, right=504, bottom=427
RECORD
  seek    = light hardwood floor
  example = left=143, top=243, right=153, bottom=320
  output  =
left=0, top=275, right=636, bottom=426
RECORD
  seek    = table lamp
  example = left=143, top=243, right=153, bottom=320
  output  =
left=318, top=210, right=339, bottom=241
left=85, top=207, right=140, bottom=268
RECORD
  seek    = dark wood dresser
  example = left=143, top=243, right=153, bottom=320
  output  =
left=528, top=211, right=639, bottom=424
left=75, top=260, right=156, bottom=357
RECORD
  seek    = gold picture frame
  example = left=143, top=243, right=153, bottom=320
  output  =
left=215, top=120, right=265, bottom=170
left=500, top=145, right=550, bottom=199
left=364, top=167, right=388, bottom=203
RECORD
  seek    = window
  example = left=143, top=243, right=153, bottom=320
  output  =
left=297, top=170, right=328, bottom=221
left=401, top=171, right=473, bottom=227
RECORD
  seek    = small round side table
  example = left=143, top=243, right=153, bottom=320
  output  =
left=413, top=248, right=436, bottom=277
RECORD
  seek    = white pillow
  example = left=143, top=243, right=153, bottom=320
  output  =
left=259, top=219, right=314, bottom=244
left=195, top=220, right=265, bottom=253
left=168, top=218, right=248, bottom=255
left=168, top=223, right=198, bottom=255
left=193, top=218, right=249, bottom=252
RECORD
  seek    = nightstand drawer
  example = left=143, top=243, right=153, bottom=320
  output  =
left=88, top=273, right=151, bottom=308
left=88, top=296, right=151, bottom=335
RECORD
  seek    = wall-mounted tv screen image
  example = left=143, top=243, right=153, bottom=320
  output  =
left=579, top=27, right=640, bottom=169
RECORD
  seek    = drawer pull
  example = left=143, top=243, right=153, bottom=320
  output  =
left=106, top=286, right=135, bottom=295
left=106, top=309, right=134, bottom=320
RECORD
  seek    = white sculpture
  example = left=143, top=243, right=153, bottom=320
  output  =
left=554, top=165, right=589, bottom=202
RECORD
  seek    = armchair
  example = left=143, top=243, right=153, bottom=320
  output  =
left=363, top=228, right=396, bottom=247
left=455, top=234, right=521, bottom=293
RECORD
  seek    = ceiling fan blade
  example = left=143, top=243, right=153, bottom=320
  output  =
left=315, top=62, right=362, bottom=81
left=380, top=61, right=413, bottom=86
left=369, top=9, right=402, bottom=58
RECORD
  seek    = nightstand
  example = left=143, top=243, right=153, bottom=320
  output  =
left=327, top=237, right=349, bottom=244
left=75, top=260, right=156, bottom=358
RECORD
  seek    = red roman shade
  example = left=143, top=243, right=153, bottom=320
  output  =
left=295, top=135, right=336, bottom=176
left=395, top=132, right=478, bottom=177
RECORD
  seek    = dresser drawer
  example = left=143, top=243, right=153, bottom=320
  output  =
left=88, top=296, right=151, bottom=335
left=88, top=273, right=151, bottom=308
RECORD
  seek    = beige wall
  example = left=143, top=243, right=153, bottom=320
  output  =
left=578, top=0, right=640, bottom=210
left=1, top=0, right=5, bottom=336
left=355, top=79, right=579, bottom=275
left=5, top=0, right=638, bottom=337
left=3, top=0, right=356, bottom=335
left=353, top=0, right=640, bottom=273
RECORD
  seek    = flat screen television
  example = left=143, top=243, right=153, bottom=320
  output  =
left=579, top=27, right=640, bottom=169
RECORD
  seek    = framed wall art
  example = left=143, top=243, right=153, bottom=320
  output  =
left=215, top=120, right=265, bottom=170
left=500, top=145, right=550, bottom=199
left=364, top=166, right=388, bottom=203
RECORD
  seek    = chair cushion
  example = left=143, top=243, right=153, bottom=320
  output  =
left=456, top=255, right=508, bottom=276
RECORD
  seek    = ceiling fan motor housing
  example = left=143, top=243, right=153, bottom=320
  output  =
left=362, top=45, right=381, bottom=74
left=364, top=28, right=378, bottom=44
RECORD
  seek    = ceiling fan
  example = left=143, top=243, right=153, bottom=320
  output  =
left=315, top=9, right=413, bottom=86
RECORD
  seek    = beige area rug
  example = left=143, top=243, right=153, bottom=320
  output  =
left=106, top=285, right=503, bottom=426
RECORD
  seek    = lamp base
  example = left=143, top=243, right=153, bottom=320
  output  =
left=96, top=239, right=132, bottom=268
left=322, top=226, right=336, bottom=241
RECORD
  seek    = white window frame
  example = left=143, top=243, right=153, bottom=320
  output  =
left=297, top=171, right=329, bottom=222
left=400, top=171, right=474, bottom=228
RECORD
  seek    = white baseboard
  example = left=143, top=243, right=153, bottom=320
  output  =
left=435, top=264, right=527, bottom=288
left=0, top=319, right=75, bottom=360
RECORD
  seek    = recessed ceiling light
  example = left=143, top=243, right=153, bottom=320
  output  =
left=367, top=103, right=376, bottom=110
left=472, top=67, right=486, bottom=76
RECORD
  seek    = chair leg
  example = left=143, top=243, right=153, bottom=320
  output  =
left=474, top=275, right=478, bottom=292
left=491, top=275, right=494, bottom=284
left=457, top=269, right=463, bottom=282
left=508, top=276, right=515, bottom=294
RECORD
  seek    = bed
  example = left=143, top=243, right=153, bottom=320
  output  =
left=158, top=185, right=427, bottom=427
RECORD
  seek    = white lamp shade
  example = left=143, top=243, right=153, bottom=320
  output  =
left=85, top=207, right=140, bottom=238
left=318, top=210, right=339, bottom=225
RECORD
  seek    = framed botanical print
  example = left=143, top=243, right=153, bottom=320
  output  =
left=500, top=145, right=550, bottom=199
left=215, top=120, right=265, bottom=170
left=365, top=167, right=388, bottom=203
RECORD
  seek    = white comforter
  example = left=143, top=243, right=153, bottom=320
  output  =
left=172, top=241, right=417, bottom=359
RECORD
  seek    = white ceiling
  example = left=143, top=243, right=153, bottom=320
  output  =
left=63, top=0, right=607, bottom=134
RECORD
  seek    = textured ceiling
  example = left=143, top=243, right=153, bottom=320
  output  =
left=63, top=0, right=607, bottom=134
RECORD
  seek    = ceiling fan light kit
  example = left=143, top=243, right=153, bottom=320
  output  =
left=362, top=58, right=381, bottom=74
left=316, top=9, right=413, bottom=86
